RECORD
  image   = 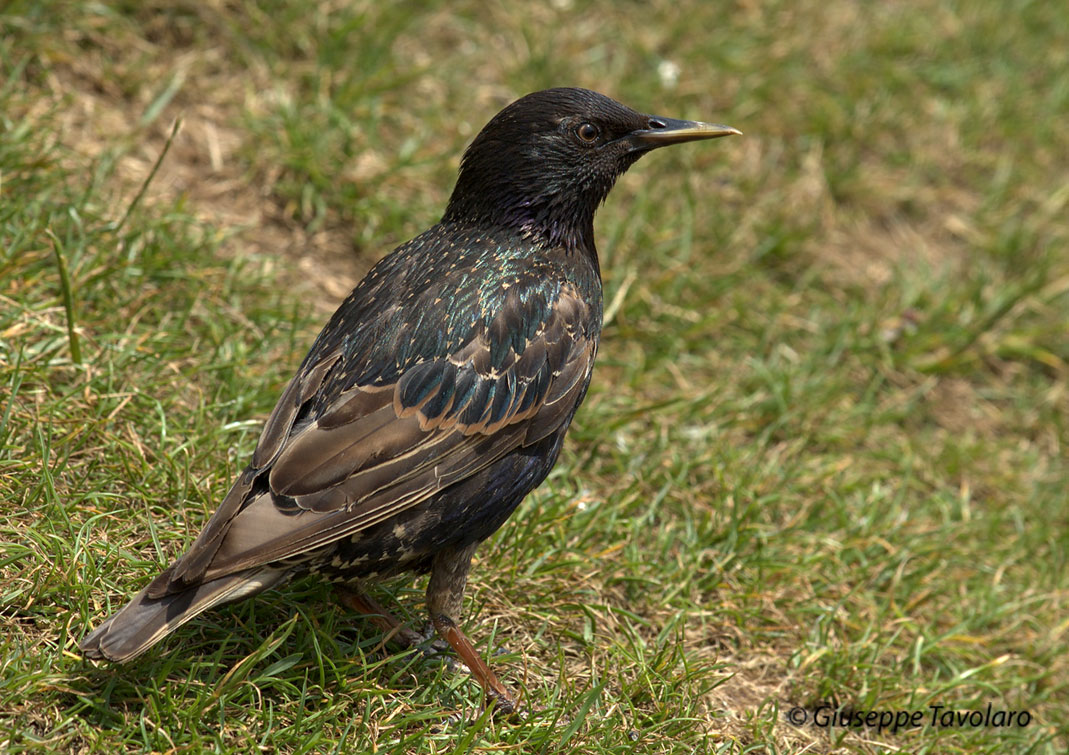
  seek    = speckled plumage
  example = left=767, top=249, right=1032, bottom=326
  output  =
left=81, top=88, right=738, bottom=712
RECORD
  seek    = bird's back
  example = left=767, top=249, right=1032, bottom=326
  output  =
left=301, top=221, right=603, bottom=395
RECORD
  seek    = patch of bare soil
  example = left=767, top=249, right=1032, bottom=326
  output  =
left=40, top=21, right=365, bottom=311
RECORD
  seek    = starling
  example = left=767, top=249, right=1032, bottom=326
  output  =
left=81, top=87, right=739, bottom=713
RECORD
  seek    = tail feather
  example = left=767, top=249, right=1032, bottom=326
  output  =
left=80, top=568, right=286, bottom=662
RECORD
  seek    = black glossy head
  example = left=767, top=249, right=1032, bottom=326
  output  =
left=443, top=87, right=738, bottom=250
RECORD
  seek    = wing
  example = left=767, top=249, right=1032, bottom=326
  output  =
left=152, top=280, right=597, bottom=597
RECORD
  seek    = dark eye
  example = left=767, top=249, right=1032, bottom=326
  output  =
left=576, top=122, right=600, bottom=143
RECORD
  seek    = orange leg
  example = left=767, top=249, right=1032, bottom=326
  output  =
left=431, top=613, right=517, bottom=715
left=338, top=542, right=519, bottom=714
left=338, top=584, right=518, bottom=714
left=336, top=586, right=425, bottom=648
left=426, top=543, right=520, bottom=714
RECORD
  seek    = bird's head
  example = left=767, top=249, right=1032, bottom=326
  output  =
left=443, top=87, right=739, bottom=252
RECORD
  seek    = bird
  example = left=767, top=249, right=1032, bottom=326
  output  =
left=80, top=87, right=739, bottom=713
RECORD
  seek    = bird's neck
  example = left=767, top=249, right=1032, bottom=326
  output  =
left=443, top=191, right=600, bottom=268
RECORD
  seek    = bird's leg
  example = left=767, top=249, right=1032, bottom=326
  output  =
left=432, top=614, right=518, bottom=715
left=428, top=543, right=518, bottom=715
left=336, top=585, right=424, bottom=648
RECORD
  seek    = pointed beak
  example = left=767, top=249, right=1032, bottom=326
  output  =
left=627, top=116, right=741, bottom=150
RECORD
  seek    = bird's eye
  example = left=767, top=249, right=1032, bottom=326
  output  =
left=575, top=122, right=600, bottom=143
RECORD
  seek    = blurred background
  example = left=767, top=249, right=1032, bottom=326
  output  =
left=1, top=1, right=1066, bottom=752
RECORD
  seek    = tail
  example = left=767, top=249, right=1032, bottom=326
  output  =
left=80, top=568, right=287, bottom=662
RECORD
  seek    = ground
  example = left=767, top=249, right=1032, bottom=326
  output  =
left=1, top=1, right=1067, bottom=752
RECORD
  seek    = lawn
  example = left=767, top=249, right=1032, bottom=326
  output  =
left=1, top=0, right=1066, bottom=752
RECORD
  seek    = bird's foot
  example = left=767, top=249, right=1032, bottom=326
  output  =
left=417, top=621, right=453, bottom=656
left=337, top=588, right=520, bottom=715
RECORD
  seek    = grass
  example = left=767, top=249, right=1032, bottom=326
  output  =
left=1, top=0, right=1067, bottom=752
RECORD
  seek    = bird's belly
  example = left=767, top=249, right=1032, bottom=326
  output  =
left=300, top=430, right=566, bottom=583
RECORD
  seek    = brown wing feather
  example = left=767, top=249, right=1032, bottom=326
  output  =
left=164, top=352, right=344, bottom=592
left=162, top=284, right=596, bottom=593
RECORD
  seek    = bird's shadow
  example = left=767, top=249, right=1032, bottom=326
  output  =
left=70, top=577, right=480, bottom=725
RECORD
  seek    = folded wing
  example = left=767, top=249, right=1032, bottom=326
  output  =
left=153, top=282, right=596, bottom=597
